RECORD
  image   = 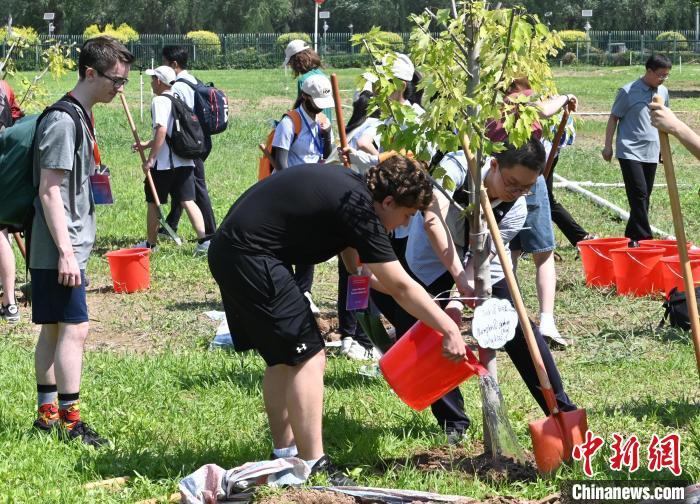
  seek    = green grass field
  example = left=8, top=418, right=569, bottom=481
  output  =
left=0, top=66, right=698, bottom=503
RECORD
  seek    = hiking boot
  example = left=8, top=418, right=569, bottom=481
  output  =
left=1, top=303, right=20, bottom=323
left=539, top=319, right=569, bottom=347
left=343, top=340, right=381, bottom=361
left=194, top=239, right=210, bottom=256
left=309, top=455, right=356, bottom=486
left=59, top=421, right=110, bottom=449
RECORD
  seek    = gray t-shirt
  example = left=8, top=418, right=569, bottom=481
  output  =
left=611, top=78, right=669, bottom=163
left=29, top=106, right=96, bottom=270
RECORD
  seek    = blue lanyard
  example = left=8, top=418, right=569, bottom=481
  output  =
left=299, top=108, right=324, bottom=157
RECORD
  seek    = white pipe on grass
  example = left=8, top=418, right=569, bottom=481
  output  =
left=553, top=173, right=674, bottom=239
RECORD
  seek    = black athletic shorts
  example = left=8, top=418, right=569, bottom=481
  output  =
left=145, top=166, right=196, bottom=204
left=208, top=236, right=324, bottom=367
left=30, top=268, right=89, bottom=324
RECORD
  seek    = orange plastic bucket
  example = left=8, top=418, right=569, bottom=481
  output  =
left=379, top=321, right=487, bottom=411
left=577, top=238, right=629, bottom=287
left=639, top=240, right=692, bottom=290
left=105, top=248, right=151, bottom=293
left=660, top=255, right=700, bottom=298
left=610, top=246, right=665, bottom=296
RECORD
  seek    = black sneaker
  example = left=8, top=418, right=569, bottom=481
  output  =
left=446, top=427, right=466, bottom=446
left=59, top=421, right=110, bottom=448
left=310, top=455, right=356, bottom=486
left=32, top=419, right=56, bottom=433
left=1, top=303, right=20, bottom=323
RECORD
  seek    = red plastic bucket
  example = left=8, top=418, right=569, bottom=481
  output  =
left=639, top=240, right=692, bottom=290
left=659, top=255, right=700, bottom=298
left=105, top=248, right=151, bottom=293
left=577, top=238, right=629, bottom=287
left=379, top=321, right=487, bottom=411
left=610, top=246, right=665, bottom=296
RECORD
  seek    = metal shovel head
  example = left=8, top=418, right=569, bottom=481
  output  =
left=528, top=408, right=588, bottom=473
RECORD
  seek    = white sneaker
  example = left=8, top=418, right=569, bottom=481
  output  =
left=194, top=240, right=210, bottom=256
left=133, top=240, right=156, bottom=251
left=1, top=303, right=20, bottom=324
left=539, top=319, right=569, bottom=347
left=304, top=291, right=320, bottom=316
left=344, top=341, right=381, bottom=361
left=340, top=337, right=354, bottom=354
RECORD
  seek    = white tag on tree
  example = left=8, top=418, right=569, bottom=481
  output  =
left=471, top=298, right=518, bottom=349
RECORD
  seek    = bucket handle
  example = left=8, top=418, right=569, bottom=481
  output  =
left=663, top=261, right=700, bottom=283
left=581, top=245, right=613, bottom=262
left=625, top=251, right=657, bottom=270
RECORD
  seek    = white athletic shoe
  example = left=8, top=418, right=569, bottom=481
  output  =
left=194, top=240, right=210, bottom=256
left=344, top=341, right=381, bottom=361
left=340, top=337, right=354, bottom=353
left=304, top=291, right=320, bottom=316
left=539, top=319, right=569, bottom=347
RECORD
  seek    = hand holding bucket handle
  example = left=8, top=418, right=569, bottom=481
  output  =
left=330, top=74, right=350, bottom=168
left=652, top=94, right=700, bottom=378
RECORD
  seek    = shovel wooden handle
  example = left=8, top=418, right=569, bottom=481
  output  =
left=12, top=233, right=26, bottom=260
left=330, top=73, right=350, bottom=168
left=543, top=100, right=573, bottom=180
left=119, top=93, right=163, bottom=209
left=478, top=189, right=558, bottom=413
left=653, top=95, right=700, bottom=379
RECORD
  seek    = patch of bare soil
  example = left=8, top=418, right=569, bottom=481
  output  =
left=256, top=488, right=356, bottom=504
left=382, top=442, right=538, bottom=485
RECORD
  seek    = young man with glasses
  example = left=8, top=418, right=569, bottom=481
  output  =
left=602, top=54, right=671, bottom=243
left=31, top=36, right=134, bottom=447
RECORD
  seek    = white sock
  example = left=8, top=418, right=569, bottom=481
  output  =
left=305, top=456, right=322, bottom=468
left=540, top=312, right=555, bottom=326
left=273, top=444, right=298, bottom=458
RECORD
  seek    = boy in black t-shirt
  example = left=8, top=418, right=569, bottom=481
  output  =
left=208, top=157, right=465, bottom=484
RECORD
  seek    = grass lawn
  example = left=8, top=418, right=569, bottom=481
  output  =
left=0, top=65, right=698, bottom=503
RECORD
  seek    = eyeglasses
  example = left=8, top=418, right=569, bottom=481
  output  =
left=497, top=167, right=533, bottom=196
left=92, top=67, right=129, bottom=88
left=653, top=71, right=670, bottom=81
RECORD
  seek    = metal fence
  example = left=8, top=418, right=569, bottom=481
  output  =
left=3, top=30, right=700, bottom=71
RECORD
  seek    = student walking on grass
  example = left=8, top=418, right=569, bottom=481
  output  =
left=31, top=36, right=134, bottom=447
left=602, top=54, right=671, bottom=243
left=208, top=156, right=465, bottom=484
left=133, top=66, right=208, bottom=253
left=161, top=45, right=217, bottom=245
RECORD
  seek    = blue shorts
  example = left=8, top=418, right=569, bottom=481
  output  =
left=510, top=175, right=556, bottom=254
left=30, top=269, right=89, bottom=324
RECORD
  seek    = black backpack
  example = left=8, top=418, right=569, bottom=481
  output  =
left=163, top=94, right=206, bottom=159
left=660, top=286, right=700, bottom=330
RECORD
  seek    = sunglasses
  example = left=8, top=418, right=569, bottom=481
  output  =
left=92, top=67, right=129, bottom=88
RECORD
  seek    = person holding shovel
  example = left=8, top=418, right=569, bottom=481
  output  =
left=132, top=66, right=208, bottom=253
left=31, top=36, right=134, bottom=447
left=208, top=155, right=465, bottom=484
left=399, top=139, right=576, bottom=443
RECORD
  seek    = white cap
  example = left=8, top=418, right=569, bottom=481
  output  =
left=382, top=52, right=414, bottom=81
left=283, top=39, right=310, bottom=66
left=145, top=66, right=176, bottom=86
left=301, top=74, right=334, bottom=109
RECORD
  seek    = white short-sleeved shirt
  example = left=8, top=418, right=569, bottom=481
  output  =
left=151, top=91, right=195, bottom=170
left=406, top=155, right=527, bottom=286
left=172, top=70, right=197, bottom=110
left=272, top=106, right=332, bottom=169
